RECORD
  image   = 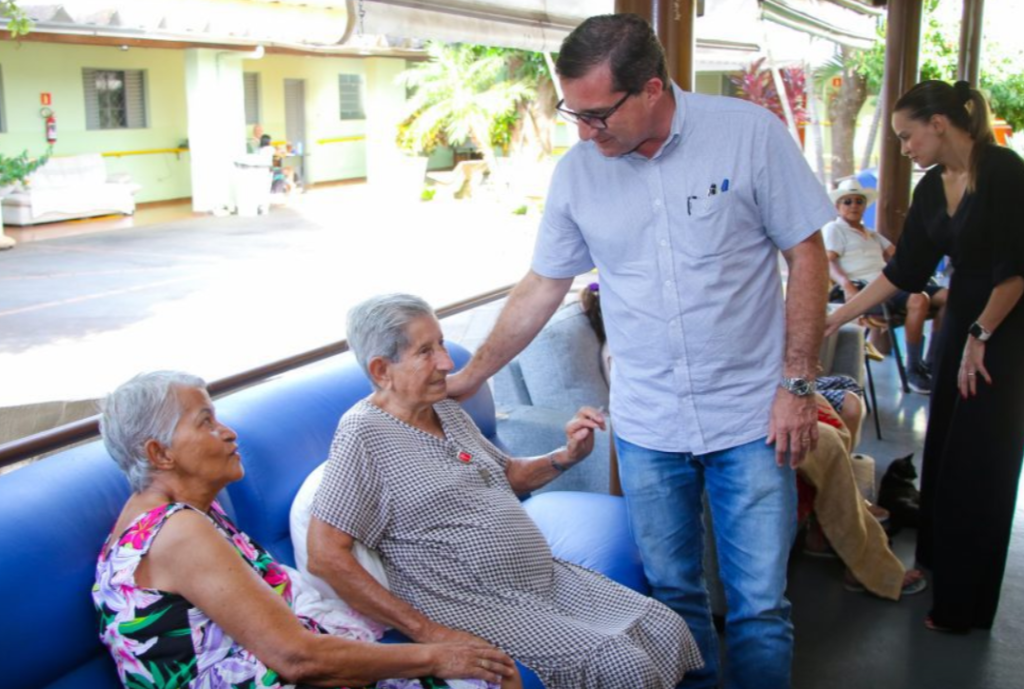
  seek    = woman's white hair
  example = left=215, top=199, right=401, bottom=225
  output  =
left=347, top=293, right=435, bottom=385
left=100, top=371, right=206, bottom=492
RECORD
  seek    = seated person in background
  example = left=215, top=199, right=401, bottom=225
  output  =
left=95, top=371, right=517, bottom=689
left=800, top=394, right=927, bottom=600
left=306, top=294, right=702, bottom=689
left=823, top=178, right=947, bottom=394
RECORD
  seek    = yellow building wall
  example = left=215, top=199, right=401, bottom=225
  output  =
left=0, top=41, right=417, bottom=203
left=0, top=41, right=191, bottom=203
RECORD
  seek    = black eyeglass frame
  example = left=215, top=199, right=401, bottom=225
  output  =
left=840, top=197, right=867, bottom=206
left=556, top=91, right=634, bottom=130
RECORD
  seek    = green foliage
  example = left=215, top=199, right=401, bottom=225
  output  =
left=2, top=0, right=32, bottom=38
left=420, top=187, right=436, bottom=202
left=395, top=42, right=535, bottom=158
left=0, top=148, right=50, bottom=187
left=846, top=0, right=1024, bottom=131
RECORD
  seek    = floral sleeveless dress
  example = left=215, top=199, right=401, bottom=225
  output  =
left=93, top=501, right=493, bottom=689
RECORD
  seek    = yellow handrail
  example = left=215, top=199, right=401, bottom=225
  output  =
left=315, top=135, right=365, bottom=145
left=101, top=148, right=190, bottom=158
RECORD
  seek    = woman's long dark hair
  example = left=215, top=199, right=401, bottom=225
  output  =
left=894, top=80, right=995, bottom=190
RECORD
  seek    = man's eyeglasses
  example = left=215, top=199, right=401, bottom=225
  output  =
left=841, top=197, right=867, bottom=206
left=556, top=92, right=634, bottom=130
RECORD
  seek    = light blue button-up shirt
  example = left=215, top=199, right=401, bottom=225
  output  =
left=533, top=85, right=834, bottom=454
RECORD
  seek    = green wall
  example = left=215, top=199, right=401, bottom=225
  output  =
left=0, top=41, right=191, bottom=203
left=0, top=41, right=419, bottom=203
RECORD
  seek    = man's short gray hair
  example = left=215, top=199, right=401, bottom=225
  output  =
left=347, top=293, right=436, bottom=384
left=100, top=371, right=206, bottom=492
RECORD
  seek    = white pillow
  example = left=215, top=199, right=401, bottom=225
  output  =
left=290, top=461, right=390, bottom=597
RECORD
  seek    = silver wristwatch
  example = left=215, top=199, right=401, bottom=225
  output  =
left=780, top=377, right=816, bottom=396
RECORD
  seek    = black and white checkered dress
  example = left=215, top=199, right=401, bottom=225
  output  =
left=312, top=398, right=702, bottom=688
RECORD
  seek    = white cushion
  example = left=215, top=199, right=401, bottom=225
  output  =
left=290, top=461, right=390, bottom=595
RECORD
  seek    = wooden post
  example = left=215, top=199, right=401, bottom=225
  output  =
left=958, top=0, right=985, bottom=86
left=876, top=0, right=923, bottom=243
left=616, top=1, right=696, bottom=92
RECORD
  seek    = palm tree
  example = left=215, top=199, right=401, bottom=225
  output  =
left=396, top=42, right=535, bottom=174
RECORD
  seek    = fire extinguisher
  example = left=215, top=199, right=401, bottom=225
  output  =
left=45, top=114, right=57, bottom=144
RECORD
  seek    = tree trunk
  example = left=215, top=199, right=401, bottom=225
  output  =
left=828, top=46, right=869, bottom=181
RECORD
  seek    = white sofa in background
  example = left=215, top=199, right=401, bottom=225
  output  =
left=1, top=153, right=140, bottom=226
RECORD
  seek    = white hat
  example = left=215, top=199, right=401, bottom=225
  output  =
left=828, top=178, right=878, bottom=206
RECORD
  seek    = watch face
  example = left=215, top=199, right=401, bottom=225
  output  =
left=969, top=323, right=989, bottom=340
left=784, top=378, right=812, bottom=395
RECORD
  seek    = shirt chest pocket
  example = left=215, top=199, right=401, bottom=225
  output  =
left=680, top=192, right=736, bottom=258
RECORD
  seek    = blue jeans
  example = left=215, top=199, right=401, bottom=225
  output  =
left=615, top=435, right=797, bottom=689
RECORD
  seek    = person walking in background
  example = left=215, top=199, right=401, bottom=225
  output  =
left=827, top=80, right=1024, bottom=634
left=823, top=178, right=947, bottom=393
left=447, top=13, right=833, bottom=688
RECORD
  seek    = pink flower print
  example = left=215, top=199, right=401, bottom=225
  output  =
left=118, top=505, right=169, bottom=551
left=101, top=623, right=158, bottom=685
left=231, top=532, right=258, bottom=561
left=264, top=562, right=292, bottom=600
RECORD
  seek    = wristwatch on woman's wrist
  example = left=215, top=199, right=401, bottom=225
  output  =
left=969, top=321, right=992, bottom=342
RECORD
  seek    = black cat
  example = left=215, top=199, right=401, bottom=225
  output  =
left=878, top=453, right=921, bottom=533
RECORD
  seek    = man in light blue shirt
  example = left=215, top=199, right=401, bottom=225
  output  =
left=449, top=14, right=833, bottom=688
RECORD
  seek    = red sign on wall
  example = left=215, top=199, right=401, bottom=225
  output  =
left=40, top=93, right=52, bottom=106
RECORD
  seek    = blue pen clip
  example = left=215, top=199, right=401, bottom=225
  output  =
left=721, top=178, right=730, bottom=192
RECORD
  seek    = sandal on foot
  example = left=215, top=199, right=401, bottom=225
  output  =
left=900, top=569, right=927, bottom=597
left=844, top=570, right=927, bottom=597
left=924, top=615, right=969, bottom=635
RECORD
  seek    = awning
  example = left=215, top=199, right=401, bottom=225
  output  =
left=13, top=0, right=883, bottom=60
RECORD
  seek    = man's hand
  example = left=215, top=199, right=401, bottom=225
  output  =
left=564, top=407, right=607, bottom=465
left=446, top=369, right=482, bottom=402
left=767, top=388, right=818, bottom=468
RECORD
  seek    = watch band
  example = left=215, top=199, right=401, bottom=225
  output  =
left=549, top=447, right=570, bottom=472
left=969, top=321, right=992, bottom=342
left=780, top=377, right=816, bottom=396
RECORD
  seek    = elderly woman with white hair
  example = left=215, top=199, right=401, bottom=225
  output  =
left=94, top=371, right=518, bottom=689
left=306, top=294, right=702, bottom=689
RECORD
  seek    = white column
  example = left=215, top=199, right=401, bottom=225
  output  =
left=184, top=49, right=248, bottom=213
left=363, top=57, right=418, bottom=197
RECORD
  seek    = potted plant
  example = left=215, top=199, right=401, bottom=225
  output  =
left=0, top=148, right=50, bottom=249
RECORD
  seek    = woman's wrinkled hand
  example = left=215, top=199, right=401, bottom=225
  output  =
left=958, top=337, right=991, bottom=398
left=565, top=407, right=607, bottom=465
left=429, top=642, right=518, bottom=684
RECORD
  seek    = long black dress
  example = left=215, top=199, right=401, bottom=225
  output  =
left=883, top=144, right=1024, bottom=631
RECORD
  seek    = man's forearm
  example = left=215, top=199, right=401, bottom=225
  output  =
left=783, top=233, right=829, bottom=377
left=460, top=271, right=573, bottom=386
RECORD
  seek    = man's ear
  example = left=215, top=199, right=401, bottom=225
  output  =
left=368, top=356, right=391, bottom=389
left=643, top=75, right=665, bottom=100
left=144, top=438, right=173, bottom=471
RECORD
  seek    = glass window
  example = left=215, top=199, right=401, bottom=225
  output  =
left=83, top=68, right=147, bottom=130
left=338, top=74, right=365, bottom=120
left=243, top=72, right=261, bottom=125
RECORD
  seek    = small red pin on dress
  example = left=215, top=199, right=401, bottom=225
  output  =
left=458, top=451, right=472, bottom=463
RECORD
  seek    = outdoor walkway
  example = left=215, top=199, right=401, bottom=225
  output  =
left=0, top=183, right=542, bottom=442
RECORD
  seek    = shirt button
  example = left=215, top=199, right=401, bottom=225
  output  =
left=664, top=279, right=673, bottom=288
left=660, top=239, right=668, bottom=247
left=654, top=198, right=662, bottom=206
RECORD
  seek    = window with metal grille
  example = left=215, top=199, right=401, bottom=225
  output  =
left=82, top=68, right=147, bottom=130
left=338, top=74, right=365, bottom=120
left=243, top=72, right=260, bottom=125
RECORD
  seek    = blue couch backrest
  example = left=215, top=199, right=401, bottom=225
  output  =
left=0, top=344, right=495, bottom=689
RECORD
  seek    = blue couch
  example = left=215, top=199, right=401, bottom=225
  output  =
left=0, top=343, right=648, bottom=689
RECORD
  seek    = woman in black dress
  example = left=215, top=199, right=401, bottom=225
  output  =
left=826, top=80, right=1024, bottom=634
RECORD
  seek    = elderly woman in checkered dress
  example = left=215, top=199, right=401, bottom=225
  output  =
left=306, top=294, right=702, bottom=689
